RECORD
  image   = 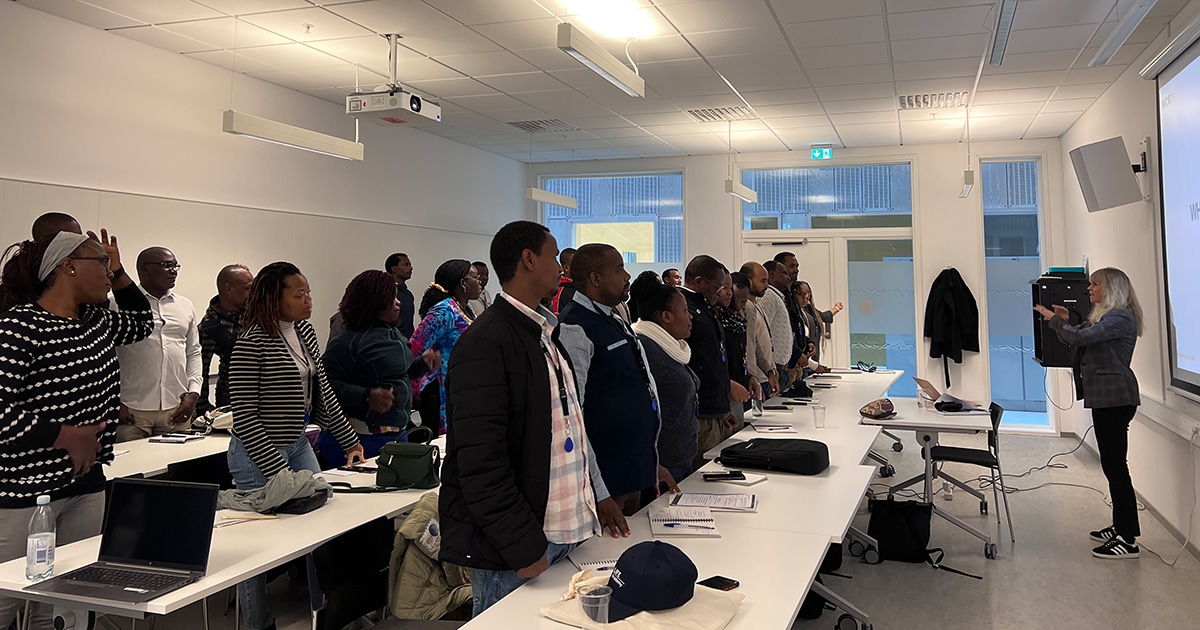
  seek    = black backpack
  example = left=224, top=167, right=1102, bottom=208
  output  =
left=866, top=497, right=982, bottom=579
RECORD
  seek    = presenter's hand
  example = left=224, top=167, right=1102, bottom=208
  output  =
left=517, top=553, right=549, bottom=579
left=1033, top=305, right=1056, bottom=320
left=344, top=444, right=366, bottom=465
left=55, top=422, right=107, bottom=477
left=596, top=498, right=631, bottom=538
left=1051, top=305, right=1070, bottom=319
left=655, top=465, right=681, bottom=497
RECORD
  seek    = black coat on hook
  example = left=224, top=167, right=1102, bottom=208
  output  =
left=923, top=267, right=979, bottom=388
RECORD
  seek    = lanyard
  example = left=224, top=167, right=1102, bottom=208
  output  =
left=603, top=313, right=660, bottom=413
left=540, top=339, right=575, bottom=453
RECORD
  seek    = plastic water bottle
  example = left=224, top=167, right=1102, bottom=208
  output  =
left=751, top=391, right=764, bottom=417
left=26, top=495, right=55, bottom=581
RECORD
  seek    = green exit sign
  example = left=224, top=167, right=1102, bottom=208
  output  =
left=811, top=147, right=833, bottom=160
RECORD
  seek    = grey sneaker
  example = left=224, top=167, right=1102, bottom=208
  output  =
left=1089, top=525, right=1117, bottom=543
left=1092, top=536, right=1139, bottom=559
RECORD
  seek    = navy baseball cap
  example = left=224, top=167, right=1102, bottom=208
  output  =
left=606, top=541, right=698, bottom=622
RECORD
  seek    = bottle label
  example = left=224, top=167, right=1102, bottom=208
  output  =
left=27, top=534, right=55, bottom=567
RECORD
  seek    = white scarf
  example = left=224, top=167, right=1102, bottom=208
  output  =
left=632, top=320, right=691, bottom=365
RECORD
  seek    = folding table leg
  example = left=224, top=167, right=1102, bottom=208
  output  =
left=811, top=581, right=870, bottom=629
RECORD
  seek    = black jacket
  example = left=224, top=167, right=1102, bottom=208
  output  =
left=923, top=267, right=979, bottom=387
left=439, top=296, right=561, bottom=572
left=323, top=319, right=413, bottom=427
left=682, top=289, right=729, bottom=417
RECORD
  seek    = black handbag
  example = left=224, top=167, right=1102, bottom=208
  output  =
left=275, top=486, right=331, bottom=514
left=718, top=438, right=829, bottom=475
left=866, top=497, right=981, bottom=579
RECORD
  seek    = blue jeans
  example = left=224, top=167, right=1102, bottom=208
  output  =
left=471, top=542, right=577, bottom=617
left=227, top=435, right=322, bottom=630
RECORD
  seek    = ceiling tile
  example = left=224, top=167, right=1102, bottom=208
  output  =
left=891, top=33, right=989, bottom=63
left=829, top=110, right=899, bottom=125
left=730, top=130, right=787, bottom=152
left=620, top=34, right=699, bottom=63
left=1127, top=16, right=1172, bottom=44
left=976, top=69, right=1064, bottom=90
left=17, top=0, right=142, bottom=29
left=1026, top=112, right=1082, bottom=137
left=300, top=86, right=352, bottom=105
left=988, top=50, right=1079, bottom=74
left=887, top=5, right=994, bottom=41
left=326, top=0, right=462, bottom=34
left=1042, top=97, right=1096, bottom=112
left=742, top=88, right=821, bottom=106
left=652, top=76, right=735, bottom=98
left=767, top=114, right=835, bottom=129
left=782, top=16, right=887, bottom=49
left=1074, top=44, right=1141, bottom=68
left=898, top=108, right=964, bottom=122
left=428, top=0, right=551, bottom=26
left=773, top=0, right=883, bottom=23
left=823, top=98, right=899, bottom=114
left=1006, top=24, right=1102, bottom=54
left=637, top=58, right=717, bottom=82
left=972, top=86, right=1055, bottom=105
left=314, top=63, right=388, bottom=87
left=517, top=90, right=617, bottom=118
left=578, top=149, right=641, bottom=159
left=816, top=83, right=896, bottom=101
left=247, top=68, right=326, bottom=91
left=480, top=111, right=555, bottom=127
left=192, top=1, right=312, bottom=16
left=893, top=78, right=972, bottom=95
left=445, top=92, right=530, bottom=112
left=773, top=126, right=840, bottom=146
left=239, top=7, right=372, bottom=41
left=1010, top=0, right=1115, bottom=30
left=1061, top=66, right=1126, bottom=85
left=658, top=0, right=780, bottom=31
left=709, top=53, right=800, bottom=77
left=183, top=49, right=279, bottom=73
left=967, top=102, right=1046, bottom=118
left=160, top=17, right=290, bottom=49
left=754, top=103, right=828, bottom=118
left=307, top=35, right=421, bottom=73
left=476, top=71, right=566, bottom=93
left=435, top=50, right=537, bottom=76
left=685, top=27, right=790, bottom=58
left=1050, top=82, right=1110, bottom=99
left=110, top=25, right=214, bottom=53
left=836, top=122, right=900, bottom=147
left=668, top=93, right=752, bottom=109
left=86, top=0, right=222, bottom=24
left=400, top=27, right=505, bottom=56
left=885, top=0, right=995, bottom=12
left=472, top=17, right=560, bottom=50
left=807, top=64, right=893, bottom=87
left=589, top=126, right=656, bottom=139
left=893, top=57, right=978, bottom=81
left=625, top=111, right=696, bottom=126
left=382, top=57, right=463, bottom=82
left=405, top=77, right=501, bottom=98
left=899, top=119, right=964, bottom=144
left=572, top=116, right=642, bottom=130
left=657, top=133, right=729, bottom=151
left=967, top=114, right=1037, bottom=139
left=795, top=42, right=891, bottom=69
left=235, top=42, right=345, bottom=68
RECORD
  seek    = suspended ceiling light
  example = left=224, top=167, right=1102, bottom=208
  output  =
left=526, top=186, right=578, bottom=209
left=723, top=120, right=757, bottom=204
left=557, top=22, right=645, bottom=97
left=988, top=0, right=1020, bottom=65
left=1090, top=0, right=1159, bottom=67
left=222, top=110, right=363, bottom=161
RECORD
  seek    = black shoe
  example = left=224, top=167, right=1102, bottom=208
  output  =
left=1092, top=536, right=1139, bottom=559
left=1089, top=525, right=1117, bottom=543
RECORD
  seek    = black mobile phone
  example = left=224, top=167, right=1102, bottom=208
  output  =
left=338, top=464, right=378, bottom=473
left=763, top=404, right=791, bottom=411
left=702, top=471, right=746, bottom=481
left=697, top=575, right=740, bottom=591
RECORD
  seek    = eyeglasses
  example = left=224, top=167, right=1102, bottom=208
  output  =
left=145, top=261, right=182, bottom=271
left=71, top=256, right=110, bottom=268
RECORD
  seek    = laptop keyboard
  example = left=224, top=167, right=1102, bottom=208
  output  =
left=68, top=566, right=185, bottom=591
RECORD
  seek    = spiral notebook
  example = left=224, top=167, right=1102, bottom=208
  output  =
left=648, top=506, right=721, bottom=538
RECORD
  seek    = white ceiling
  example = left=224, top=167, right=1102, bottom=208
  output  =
left=18, top=0, right=1191, bottom=162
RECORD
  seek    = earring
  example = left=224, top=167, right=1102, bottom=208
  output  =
left=68, top=270, right=76, bottom=276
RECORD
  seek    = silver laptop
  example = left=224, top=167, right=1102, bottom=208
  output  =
left=26, top=478, right=219, bottom=603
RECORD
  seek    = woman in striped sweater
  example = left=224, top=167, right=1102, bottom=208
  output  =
left=0, top=230, right=153, bottom=629
left=227, top=261, right=363, bottom=630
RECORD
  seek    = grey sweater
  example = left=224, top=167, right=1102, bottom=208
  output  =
left=639, top=334, right=700, bottom=471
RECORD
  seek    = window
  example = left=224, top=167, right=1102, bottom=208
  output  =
left=542, top=173, right=684, bottom=263
left=847, top=239, right=917, bottom=398
left=742, top=164, right=913, bottom=230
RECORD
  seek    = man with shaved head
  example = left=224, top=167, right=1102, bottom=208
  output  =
left=198, top=264, right=254, bottom=415
left=1, top=213, right=85, bottom=312
left=113, top=246, right=202, bottom=441
left=740, top=261, right=779, bottom=396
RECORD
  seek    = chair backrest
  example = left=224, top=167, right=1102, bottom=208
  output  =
left=987, top=402, right=1004, bottom=453
left=312, top=516, right=396, bottom=630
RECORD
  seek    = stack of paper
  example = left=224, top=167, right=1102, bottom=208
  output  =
left=648, top=506, right=721, bottom=538
left=669, top=493, right=757, bottom=512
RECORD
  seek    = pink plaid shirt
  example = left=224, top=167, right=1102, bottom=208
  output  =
left=498, top=292, right=600, bottom=544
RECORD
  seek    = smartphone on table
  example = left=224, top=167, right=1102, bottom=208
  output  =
left=697, top=575, right=740, bottom=591
left=702, top=470, right=746, bottom=482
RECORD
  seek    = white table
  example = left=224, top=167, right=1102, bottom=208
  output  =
left=0, top=468, right=424, bottom=620
left=464, top=520, right=831, bottom=630
left=105, top=434, right=232, bottom=479
left=859, top=397, right=997, bottom=557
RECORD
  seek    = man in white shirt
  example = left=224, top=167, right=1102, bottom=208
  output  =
left=115, top=247, right=203, bottom=442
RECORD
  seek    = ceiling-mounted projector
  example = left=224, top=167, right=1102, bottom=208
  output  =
left=346, top=87, right=441, bottom=126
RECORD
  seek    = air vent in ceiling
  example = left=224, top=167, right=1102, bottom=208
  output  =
left=506, top=119, right=580, bottom=133
left=685, top=107, right=758, bottom=123
left=898, top=92, right=969, bottom=109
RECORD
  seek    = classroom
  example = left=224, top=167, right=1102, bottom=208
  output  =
left=2, top=0, right=1200, bottom=629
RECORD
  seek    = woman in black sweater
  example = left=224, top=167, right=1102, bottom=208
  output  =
left=0, top=230, right=152, bottom=628
left=630, top=281, right=699, bottom=484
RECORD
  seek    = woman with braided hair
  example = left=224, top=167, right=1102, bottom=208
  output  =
left=410, top=259, right=482, bottom=434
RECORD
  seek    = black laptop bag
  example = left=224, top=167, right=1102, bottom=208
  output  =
left=719, top=438, right=830, bottom=475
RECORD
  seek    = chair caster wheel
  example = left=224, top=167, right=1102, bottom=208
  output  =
left=836, top=613, right=862, bottom=630
left=980, top=502, right=988, bottom=515
left=985, top=543, right=998, bottom=559
left=848, top=539, right=866, bottom=557
left=892, top=442, right=903, bottom=452
left=879, top=464, right=895, bottom=478
left=863, top=546, right=882, bottom=565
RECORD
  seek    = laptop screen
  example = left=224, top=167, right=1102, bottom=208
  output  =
left=98, top=478, right=219, bottom=573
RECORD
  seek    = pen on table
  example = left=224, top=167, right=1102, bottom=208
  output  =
left=663, top=523, right=716, bottom=530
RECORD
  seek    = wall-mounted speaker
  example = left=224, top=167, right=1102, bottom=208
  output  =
left=1068, top=136, right=1144, bottom=212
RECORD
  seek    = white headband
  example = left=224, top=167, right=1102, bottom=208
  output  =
left=37, top=232, right=91, bottom=282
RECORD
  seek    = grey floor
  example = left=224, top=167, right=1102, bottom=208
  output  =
left=98, top=431, right=1200, bottom=630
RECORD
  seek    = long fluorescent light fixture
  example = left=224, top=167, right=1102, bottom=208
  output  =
left=557, top=22, right=645, bottom=97
left=725, top=178, right=758, bottom=204
left=1141, top=9, right=1200, bottom=78
left=1090, top=0, right=1159, bottom=67
left=222, top=110, right=364, bottom=161
left=988, top=0, right=1020, bottom=65
left=526, top=186, right=578, bottom=209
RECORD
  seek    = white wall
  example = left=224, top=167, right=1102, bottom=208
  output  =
left=0, top=1, right=526, bottom=340
left=1060, top=0, right=1200, bottom=548
left=531, top=138, right=1066, bottom=405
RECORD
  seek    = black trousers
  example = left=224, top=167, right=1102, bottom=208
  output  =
left=1092, top=405, right=1140, bottom=539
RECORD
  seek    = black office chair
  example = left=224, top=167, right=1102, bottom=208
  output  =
left=928, top=402, right=1015, bottom=542
left=310, top=517, right=396, bottom=630
left=166, top=452, right=235, bottom=489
